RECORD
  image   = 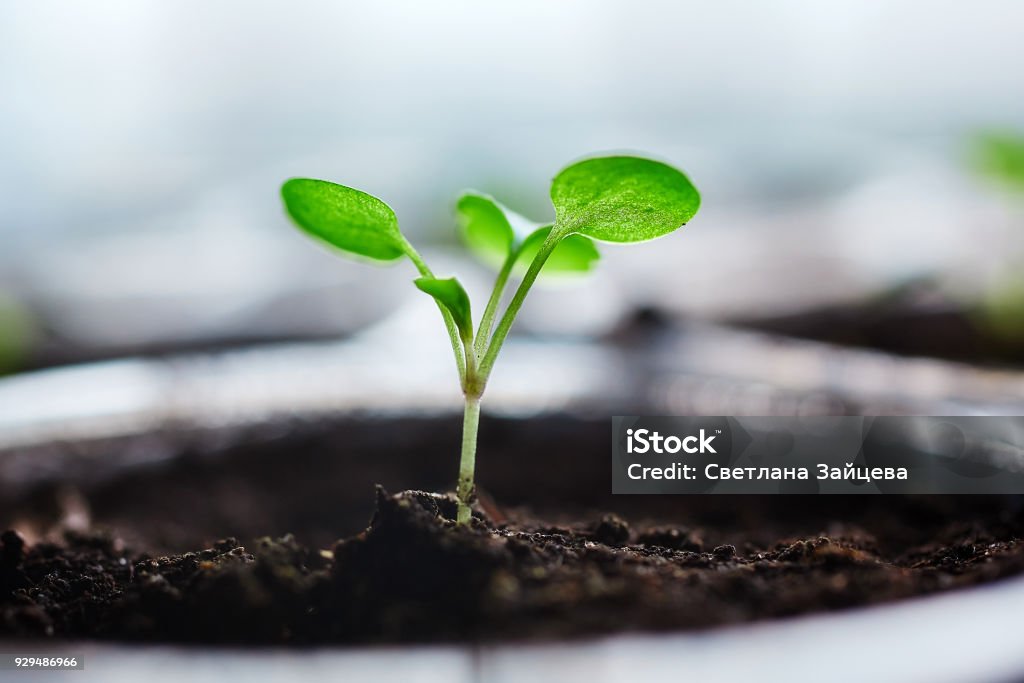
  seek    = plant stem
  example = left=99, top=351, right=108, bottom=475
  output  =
left=458, top=323, right=480, bottom=524
left=474, top=251, right=517, bottom=358
left=457, top=394, right=481, bottom=524
left=477, top=228, right=563, bottom=385
left=402, top=242, right=466, bottom=385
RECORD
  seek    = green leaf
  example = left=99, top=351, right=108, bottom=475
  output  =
left=281, top=178, right=408, bottom=262
left=516, top=226, right=600, bottom=275
left=414, top=276, right=473, bottom=342
left=455, top=192, right=541, bottom=265
left=458, top=192, right=600, bottom=275
left=974, top=132, right=1024, bottom=189
left=456, top=193, right=515, bottom=265
left=549, top=155, right=700, bottom=243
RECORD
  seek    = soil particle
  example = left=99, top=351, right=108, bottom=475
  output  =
left=2, top=488, right=1024, bottom=645
left=637, top=526, right=704, bottom=552
left=2, top=530, right=26, bottom=565
left=591, top=515, right=631, bottom=546
left=712, top=544, right=737, bottom=560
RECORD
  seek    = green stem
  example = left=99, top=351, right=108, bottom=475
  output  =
left=457, top=394, right=481, bottom=524
left=474, top=251, right=517, bottom=358
left=477, top=229, right=563, bottom=385
left=402, top=242, right=466, bottom=385
left=402, top=241, right=484, bottom=523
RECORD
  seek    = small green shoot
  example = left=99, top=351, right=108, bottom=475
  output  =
left=971, top=131, right=1024, bottom=341
left=281, top=155, right=699, bottom=523
left=973, top=131, right=1024, bottom=190
left=0, top=291, right=34, bottom=375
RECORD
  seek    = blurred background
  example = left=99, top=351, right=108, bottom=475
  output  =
left=2, top=0, right=1024, bottom=373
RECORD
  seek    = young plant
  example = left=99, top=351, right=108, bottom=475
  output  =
left=973, top=132, right=1024, bottom=340
left=281, top=155, right=700, bottom=523
left=974, top=131, right=1024, bottom=190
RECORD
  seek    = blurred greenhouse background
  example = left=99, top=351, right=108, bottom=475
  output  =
left=2, top=0, right=1024, bottom=372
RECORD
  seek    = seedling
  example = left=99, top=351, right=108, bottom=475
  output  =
left=974, top=131, right=1024, bottom=190
left=972, top=132, right=1024, bottom=340
left=281, top=155, right=700, bottom=523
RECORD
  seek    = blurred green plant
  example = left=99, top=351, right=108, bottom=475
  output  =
left=281, top=155, right=699, bottom=523
left=979, top=275, right=1024, bottom=341
left=973, top=131, right=1024, bottom=190
left=972, top=131, right=1024, bottom=343
left=0, top=291, right=35, bottom=375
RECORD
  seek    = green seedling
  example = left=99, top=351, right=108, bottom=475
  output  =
left=973, top=131, right=1024, bottom=190
left=281, top=155, right=700, bottom=523
left=0, top=291, right=35, bottom=376
left=972, top=132, right=1024, bottom=341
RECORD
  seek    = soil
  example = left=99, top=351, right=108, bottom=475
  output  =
left=735, top=282, right=1024, bottom=367
left=2, top=416, right=1024, bottom=644
left=2, top=481, right=1024, bottom=644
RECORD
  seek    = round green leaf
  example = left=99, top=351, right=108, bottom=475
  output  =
left=458, top=192, right=599, bottom=275
left=455, top=192, right=542, bottom=266
left=455, top=192, right=516, bottom=266
left=281, top=178, right=407, bottom=262
left=516, top=226, right=600, bottom=275
left=414, top=276, right=473, bottom=342
left=550, top=156, right=700, bottom=243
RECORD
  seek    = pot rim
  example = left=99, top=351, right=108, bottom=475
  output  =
left=33, top=571, right=1024, bottom=683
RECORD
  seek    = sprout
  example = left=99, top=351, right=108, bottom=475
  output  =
left=281, top=155, right=700, bottom=523
left=973, top=131, right=1024, bottom=190
left=0, top=291, right=35, bottom=375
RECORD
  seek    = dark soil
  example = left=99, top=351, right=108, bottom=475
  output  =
left=2, top=487, right=1024, bottom=645
left=2, top=415, right=1023, bottom=644
left=736, top=283, right=1024, bottom=367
